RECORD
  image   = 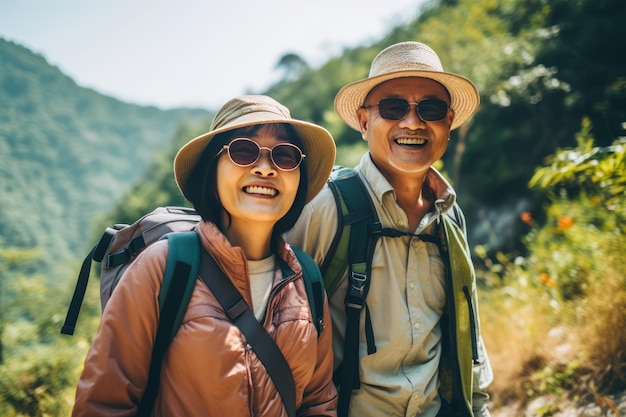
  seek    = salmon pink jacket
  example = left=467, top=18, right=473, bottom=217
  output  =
left=72, top=220, right=338, bottom=417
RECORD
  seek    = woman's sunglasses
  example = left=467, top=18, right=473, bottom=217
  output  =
left=362, top=98, right=450, bottom=122
left=219, top=137, right=306, bottom=171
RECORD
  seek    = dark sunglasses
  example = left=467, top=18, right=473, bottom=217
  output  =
left=218, top=137, right=306, bottom=171
left=362, top=98, right=450, bottom=122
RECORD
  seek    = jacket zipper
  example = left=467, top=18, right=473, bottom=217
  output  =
left=245, top=343, right=254, bottom=414
left=262, top=262, right=300, bottom=324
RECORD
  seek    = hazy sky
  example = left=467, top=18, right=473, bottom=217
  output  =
left=1, top=0, right=425, bottom=110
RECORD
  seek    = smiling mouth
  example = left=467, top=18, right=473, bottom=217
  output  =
left=396, top=137, right=427, bottom=145
left=244, top=186, right=278, bottom=196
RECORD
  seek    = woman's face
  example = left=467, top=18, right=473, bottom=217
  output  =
left=216, top=125, right=301, bottom=232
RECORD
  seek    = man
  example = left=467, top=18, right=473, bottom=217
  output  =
left=285, top=41, right=493, bottom=416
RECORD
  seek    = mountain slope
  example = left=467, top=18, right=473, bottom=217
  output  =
left=0, top=38, right=211, bottom=268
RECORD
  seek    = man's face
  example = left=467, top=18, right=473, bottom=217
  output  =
left=357, top=77, right=455, bottom=179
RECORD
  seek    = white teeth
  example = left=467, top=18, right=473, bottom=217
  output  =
left=244, top=186, right=277, bottom=196
left=396, top=138, right=426, bottom=145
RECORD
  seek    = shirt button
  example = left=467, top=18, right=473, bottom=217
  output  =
left=414, top=323, right=420, bottom=330
left=409, top=282, right=415, bottom=289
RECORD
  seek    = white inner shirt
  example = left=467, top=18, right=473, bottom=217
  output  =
left=247, top=255, right=275, bottom=321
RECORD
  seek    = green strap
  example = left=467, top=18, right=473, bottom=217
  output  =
left=159, top=232, right=199, bottom=338
left=137, top=231, right=199, bottom=417
left=291, top=246, right=325, bottom=336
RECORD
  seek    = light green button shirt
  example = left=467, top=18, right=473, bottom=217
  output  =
left=285, top=153, right=458, bottom=417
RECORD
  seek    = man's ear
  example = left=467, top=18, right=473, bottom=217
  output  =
left=447, top=107, right=456, bottom=129
left=357, top=107, right=369, bottom=141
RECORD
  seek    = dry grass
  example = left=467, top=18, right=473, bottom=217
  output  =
left=478, top=225, right=626, bottom=412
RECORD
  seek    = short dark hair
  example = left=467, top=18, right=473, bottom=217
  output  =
left=183, top=123, right=308, bottom=245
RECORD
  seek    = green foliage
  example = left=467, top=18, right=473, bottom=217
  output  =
left=0, top=38, right=211, bottom=273
left=478, top=124, right=626, bottom=409
left=530, top=118, right=626, bottom=224
left=0, top=343, right=82, bottom=417
left=524, top=121, right=626, bottom=302
left=92, top=123, right=207, bottom=231
left=0, top=248, right=89, bottom=416
left=536, top=0, right=626, bottom=144
left=527, top=362, right=579, bottom=398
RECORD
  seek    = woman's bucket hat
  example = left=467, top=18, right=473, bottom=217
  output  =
left=174, top=95, right=336, bottom=204
left=334, top=41, right=480, bottom=131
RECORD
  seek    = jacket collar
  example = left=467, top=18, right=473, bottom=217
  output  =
left=196, top=220, right=299, bottom=279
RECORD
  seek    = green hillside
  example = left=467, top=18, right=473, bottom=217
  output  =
left=0, top=38, right=211, bottom=269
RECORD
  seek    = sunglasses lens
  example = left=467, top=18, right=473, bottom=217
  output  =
left=376, top=98, right=449, bottom=121
left=378, top=98, right=409, bottom=120
left=229, top=139, right=259, bottom=166
left=226, top=139, right=302, bottom=171
left=272, top=144, right=301, bottom=170
left=418, top=99, right=449, bottom=121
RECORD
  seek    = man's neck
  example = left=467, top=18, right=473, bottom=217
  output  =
left=384, top=169, right=435, bottom=232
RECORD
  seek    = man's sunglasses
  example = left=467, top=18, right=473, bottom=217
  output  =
left=362, top=98, right=450, bottom=122
left=219, top=137, right=306, bottom=171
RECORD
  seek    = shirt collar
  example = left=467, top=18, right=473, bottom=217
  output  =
left=357, top=152, right=457, bottom=214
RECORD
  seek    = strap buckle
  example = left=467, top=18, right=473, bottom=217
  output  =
left=346, top=271, right=367, bottom=309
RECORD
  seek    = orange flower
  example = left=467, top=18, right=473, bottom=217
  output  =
left=520, top=211, right=534, bottom=225
left=546, top=279, right=558, bottom=288
left=558, top=216, right=574, bottom=231
left=539, top=273, right=550, bottom=283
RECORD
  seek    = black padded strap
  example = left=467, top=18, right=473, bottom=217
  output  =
left=197, top=250, right=296, bottom=417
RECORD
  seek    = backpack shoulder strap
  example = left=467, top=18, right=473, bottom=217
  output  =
left=137, top=231, right=199, bottom=417
left=197, top=248, right=296, bottom=417
left=321, top=167, right=379, bottom=296
left=159, top=231, right=200, bottom=338
left=291, top=245, right=325, bottom=336
left=323, top=167, right=381, bottom=417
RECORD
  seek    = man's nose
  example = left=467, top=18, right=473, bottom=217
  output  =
left=398, top=103, right=427, bottom=129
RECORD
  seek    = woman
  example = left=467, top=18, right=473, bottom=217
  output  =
left=72, top=95, right=338, bottom=416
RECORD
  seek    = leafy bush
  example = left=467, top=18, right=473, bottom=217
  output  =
left=478, top=121, right=626, bottom=410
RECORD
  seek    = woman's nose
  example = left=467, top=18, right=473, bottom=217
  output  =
left=252, top=149, right=277, bottom=176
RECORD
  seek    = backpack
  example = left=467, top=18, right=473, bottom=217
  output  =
left=60, top=206, right=325, bottom=416
left=320, top=167, right=465, bottom=416
left=61, top=206, right=325, bottom=335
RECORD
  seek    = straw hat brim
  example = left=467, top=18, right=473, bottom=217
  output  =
left=334, top=70, right=480, bottom=131
left=174, top=111, right=335, bottom=204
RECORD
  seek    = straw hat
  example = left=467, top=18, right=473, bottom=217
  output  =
left=334, top=41, right=480, bottom=131
left=174, top=95, right=336, bottom=204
